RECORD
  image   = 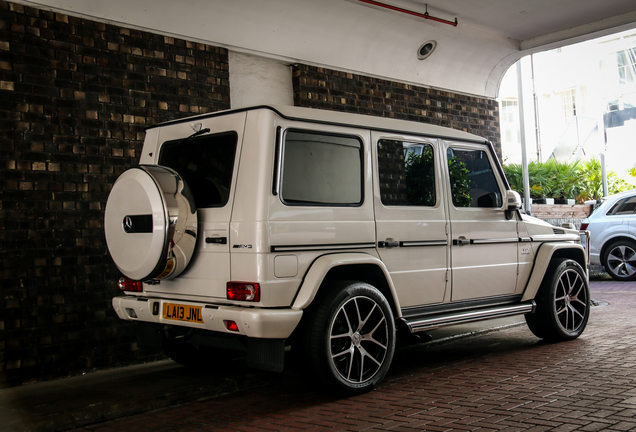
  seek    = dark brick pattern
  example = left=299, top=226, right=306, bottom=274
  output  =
left=377, top=139, right=408, bottom=205
left=0, top=1, right=502, bottom=387
left=0, top=0, right=230, bottom=385
left=292, top=64, right=502, bottom=158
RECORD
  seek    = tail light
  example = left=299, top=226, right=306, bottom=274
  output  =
left=118, top=276, right=143, bottom=292
left=227, top=282, right=260, bottom=302
left=579, top=223, right=588, bottom=230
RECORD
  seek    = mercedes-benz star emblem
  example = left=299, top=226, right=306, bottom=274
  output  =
left=123, top=216, right=133, bottom=233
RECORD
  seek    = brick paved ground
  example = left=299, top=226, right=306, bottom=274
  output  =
left=71, top=279, right=636, bottom=432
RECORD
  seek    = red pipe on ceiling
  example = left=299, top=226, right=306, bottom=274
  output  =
left=357, top=0, right=458, bottom=27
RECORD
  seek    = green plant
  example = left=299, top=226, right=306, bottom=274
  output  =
left=578, top=158, right=635, bottom=201
left=448, top=156, right=472, bottom=207
left=503, top=158, right=635, bottom=203
left=404, top=149, right=436, bottom=206
left=577, top=158, right=603, bottom=201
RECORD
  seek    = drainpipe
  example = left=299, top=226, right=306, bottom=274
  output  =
left=602, top=152, right=609, bottom=197
left=517, top=61, right=532, bottom=215
left=531, top=54, right=542, bottom=162
left=599, top=113, right=609, bottom=198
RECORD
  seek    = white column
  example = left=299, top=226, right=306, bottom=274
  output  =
left=229, top=52, right=294, bottom=109
left=517, top=61, right=532, bottom=214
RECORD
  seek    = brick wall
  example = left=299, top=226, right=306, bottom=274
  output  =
left=292, top=64, right=501, bottom=157
left=0, top=1, right=230, bottom=385
left=1, top=4, right=502, bottom=387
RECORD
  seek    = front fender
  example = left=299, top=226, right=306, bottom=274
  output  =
left=291, top=253, right=400, bottom=313
left=521, top=243, right=588, bottom=302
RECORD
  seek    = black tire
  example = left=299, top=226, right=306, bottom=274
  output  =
left=602, top=239, right=636, bottom=281
left=301, top=281, right=396, bottom=394
left=526, top=258, right=590, bottom=341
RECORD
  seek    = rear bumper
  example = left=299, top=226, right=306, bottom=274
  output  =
left=589, top=252, right=601, bottom=266
left=112, top=296, right=303, bottom=339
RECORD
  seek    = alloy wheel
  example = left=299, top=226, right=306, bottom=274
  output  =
left=607, top=244, right=636, bottom=278
left=554, top=268, right=589, bottom=332
left=329, top=296, right=389, bottom=384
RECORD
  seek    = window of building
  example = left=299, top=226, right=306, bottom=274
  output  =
left=557, top=87, right=587, bottom=122
left=559, top=88, right=577, bottom=122
left=499, top=99, right=521, bottom=146
left=617, top=48, right=636, bottom=85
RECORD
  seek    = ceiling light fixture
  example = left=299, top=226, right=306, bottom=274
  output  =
left=417, top=41, right=437, bottom=60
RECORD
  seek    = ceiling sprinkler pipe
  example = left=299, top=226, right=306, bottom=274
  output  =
left=357, top=0, right=458, bottom=26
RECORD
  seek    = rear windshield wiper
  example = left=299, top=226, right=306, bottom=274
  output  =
left=184, top=128, right=210, bottom=140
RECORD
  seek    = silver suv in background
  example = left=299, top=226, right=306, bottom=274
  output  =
left=104, top=106, right=590, bottom=394
left=581, top=190, right=636, bottom=281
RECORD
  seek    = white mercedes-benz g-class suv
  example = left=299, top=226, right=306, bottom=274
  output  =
left=105, top=105, right=590, bottom=393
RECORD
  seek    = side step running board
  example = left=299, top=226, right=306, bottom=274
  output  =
left=400, top=301, right=536, bottom=333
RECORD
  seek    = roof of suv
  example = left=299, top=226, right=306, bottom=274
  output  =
left=148, top=105, right=489, bottom=144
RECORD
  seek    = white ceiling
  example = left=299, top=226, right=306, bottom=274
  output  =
left=401, top=0, right=636, bottom=43
left=15, top=0, right=636, bottom=98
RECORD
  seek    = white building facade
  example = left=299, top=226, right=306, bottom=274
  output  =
left=499, top=29, right=636, bottom=177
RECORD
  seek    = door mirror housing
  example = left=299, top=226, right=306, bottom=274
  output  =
left=504, top=190, right=522, bottom=210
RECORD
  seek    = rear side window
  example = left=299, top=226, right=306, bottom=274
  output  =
left=280, top=130, right=363, bottom=206
left=159, top=132, right=238, bottom=208
left=607, top=195, right=636, bottom=215
left=377, top=139, right=436, bottom=206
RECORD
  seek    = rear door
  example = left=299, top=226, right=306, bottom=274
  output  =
left=609, top=194, right=636, bottom=235
left=443, top=141, right=519, bottom=302
left=267, top=121, right=377, bottom=304
left=373, top=133, right=450, bottom=307
left=146, top=112, right=247, bottom=299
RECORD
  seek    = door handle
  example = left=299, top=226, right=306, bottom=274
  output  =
left=454, top=237, right=470, bottom=246
left=206, top=236, right=227, bottom=244
left=379, top=239, right=400, bottom=248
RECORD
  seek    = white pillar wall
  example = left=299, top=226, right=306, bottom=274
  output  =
left=229, top=52, right=294, bottom=109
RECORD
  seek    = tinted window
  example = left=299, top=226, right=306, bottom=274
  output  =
left=607, top=196, right=636, bottom=215
left=159, top=132, right=238, bottom=208
left=281, top=131, right=362, bottom=206
left=447, top=147, right=502, bottom=208
left=377, top=139, right=436, bottom=206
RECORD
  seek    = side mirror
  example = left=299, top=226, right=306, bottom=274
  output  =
left=504, top=190, right=522, bottom=210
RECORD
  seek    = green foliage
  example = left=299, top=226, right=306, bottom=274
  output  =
left=503, top=158, right=635, bottom=202
left=404, top=150, right=436, bottom=206
left=448, top=156, right=472, bottom=207
left=578, top=159, right=635, bottom=201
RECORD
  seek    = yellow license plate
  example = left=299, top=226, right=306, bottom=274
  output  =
left=162, top=303, right=204, bottom=324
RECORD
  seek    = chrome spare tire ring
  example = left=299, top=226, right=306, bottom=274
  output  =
left=104, top=166, right=197, bottom=281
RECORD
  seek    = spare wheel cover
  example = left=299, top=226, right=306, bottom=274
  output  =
left=104, top=166, right=197, bottom=281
